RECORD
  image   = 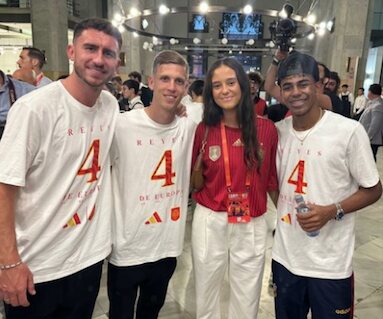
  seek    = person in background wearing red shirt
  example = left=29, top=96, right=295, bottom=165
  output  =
left=191, top=57, right=279, bottom=319
left=248, top=71, right=267, bottom=117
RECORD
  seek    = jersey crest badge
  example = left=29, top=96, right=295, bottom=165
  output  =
left=171, top=207, right=180, bottom=221
left=209, top=146, right=221, bottom=161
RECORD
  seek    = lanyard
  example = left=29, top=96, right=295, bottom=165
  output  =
left=220, top=121, right=251, bottom=192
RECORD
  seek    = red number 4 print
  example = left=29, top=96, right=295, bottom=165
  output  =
left=77, top=140, right=101, bottom=183
left=287, top=160, right=307, bottom=194
left=151, top=150, right=175, bottom=187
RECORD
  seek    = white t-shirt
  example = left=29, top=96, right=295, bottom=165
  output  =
left=109, top=109, right=196, bottom=266
left=185, top=101, right=204, bottom=125
left=0, top=81, right=118, bottom=283
left=129, top=95, right=144, bottom=110
left=181, top=95, right=204, bottom=124
left=273, top=111, right=379, bottom=279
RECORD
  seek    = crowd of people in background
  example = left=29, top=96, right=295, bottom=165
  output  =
left=1, top=41, right=382, bottom=142
left=0, top=16, right=382, bottom=319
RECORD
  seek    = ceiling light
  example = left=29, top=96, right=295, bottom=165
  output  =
left=243, top=5, right=253, bottom=15
left=316, top=21, right=326, bottom=36
left=133, top=32, right=139, bottom=38
left=159, top=4, right=170, bottom=15
left=114, top=13, right=123, bottom=22
left=308, top=33, right=315, bottom=40
left=326, top=18, right=335, bottom=32
left=221, top=38, right=228, bottom=45
left=199, top=2, right=209, bottom=14
left=317, top=28, right=326, bottom=36
left=130, top=7, right=140, bottom=17
left=193, top=38, right=201, bottom=44
left=306, top=13, right=316, bottom=24
left=118, top=25, right=125, bottom=33
left=142, top=18, right=149, bottom=30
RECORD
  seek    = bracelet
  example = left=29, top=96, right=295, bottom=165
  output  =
left=272, top=56, right=281, bottom=66
left=0, top=260, right=22, bottom=270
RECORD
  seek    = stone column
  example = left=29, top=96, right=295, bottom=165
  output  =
left=30, top=0, right=69, bottom=80
left=314, top=0, right=374, bottom=93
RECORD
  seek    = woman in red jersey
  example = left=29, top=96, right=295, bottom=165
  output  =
left=191, top=57, right=279, bottom=319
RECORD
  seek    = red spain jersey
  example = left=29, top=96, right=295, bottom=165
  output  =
left=192, top=117, right=278, bottom=217
left=255, top=97, right=267, bottom=116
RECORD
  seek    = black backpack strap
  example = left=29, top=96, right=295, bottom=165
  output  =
left=131, top=101, right=144, bottom=109
left=1, top=71, right=17, bottom=106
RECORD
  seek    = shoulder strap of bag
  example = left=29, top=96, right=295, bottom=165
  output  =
left=193, top=125, right=209, bottom=170
left=1, top=71, right=17, bottom=106
left=199, top=125, right=209, bottom=155
left=131, top=100, right=144, bottom=109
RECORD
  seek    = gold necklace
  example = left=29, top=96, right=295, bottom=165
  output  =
left=292, top=109, right=324, bottom=145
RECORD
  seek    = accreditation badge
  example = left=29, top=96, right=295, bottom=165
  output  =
left=227, top=192, right=251, bottom=223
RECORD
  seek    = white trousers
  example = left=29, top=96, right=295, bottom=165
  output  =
left=192, top=203, right=268, bottom=319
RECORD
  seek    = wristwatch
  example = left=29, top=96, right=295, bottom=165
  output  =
left=335, top=202, right=345, bottom=221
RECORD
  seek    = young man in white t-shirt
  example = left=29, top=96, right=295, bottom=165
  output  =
left=0, top=18, right=121, bottom=319
left=108, top=50, right=196, bottom=319
left=120, top=79, right=144, bottom=111
left=272, top=51, right=382, bottom=319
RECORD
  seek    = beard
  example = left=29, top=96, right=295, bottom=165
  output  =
left=73, top=62, right=112, bottom=89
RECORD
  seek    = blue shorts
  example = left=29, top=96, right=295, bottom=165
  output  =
left=272, top=260, right=354, bottom=319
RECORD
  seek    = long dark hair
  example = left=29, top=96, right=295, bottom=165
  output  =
left=202, top=57, right=261, bottom=169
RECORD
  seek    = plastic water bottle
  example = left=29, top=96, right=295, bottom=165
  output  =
left=294, top=194, right=319, bottom=237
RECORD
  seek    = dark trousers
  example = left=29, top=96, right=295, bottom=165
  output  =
left=4, top=261, right=103, bottom=319
left=272, top=260, right=354, bottom=319
left=107, top=257, right=177, bottom=319
left=371, top=144, right=381, bottom=162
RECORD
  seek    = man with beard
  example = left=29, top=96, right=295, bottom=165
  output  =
left=320, top=67, right=343, bottom=115
left=0, top=18, right=121, bottom=319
